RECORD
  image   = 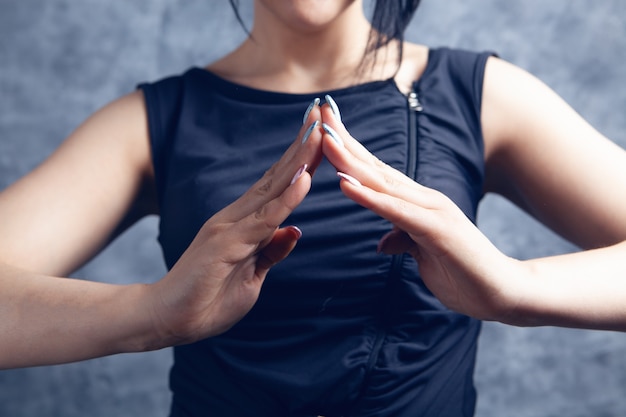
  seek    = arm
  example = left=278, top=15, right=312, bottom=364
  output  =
left=320, top=63, right=626, bottom=331
left=480, top=56, right=626, bottom=328
left=0, top=93, right=323, bottom=368
left=0, top=91, right=156, bottom=368
left=0, top=91, right=154, bottom=277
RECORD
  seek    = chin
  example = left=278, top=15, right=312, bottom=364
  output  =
left=257, top=0, right=361, bottom=32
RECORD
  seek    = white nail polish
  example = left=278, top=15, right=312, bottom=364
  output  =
left=289, top=225, right=303, bottom=239
left=322, top=123, right=344, bottom=147
left=291, top=164, right=308, bottom=185
left=302, top=97, right=320, bottom=125
left=325, top=94, right=341, bottom=122
left=337, top=172, right=361, bottom=187
left=301, top=120, right=318, bottom=144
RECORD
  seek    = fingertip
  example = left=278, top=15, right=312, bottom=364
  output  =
left=319, top=102, right=337, bottom=127
left=256, top=226, right=301, bottom=273
left=301, top=121, right=318, bottom=144
left=324, top=94, right=342, bottom=122
left=285, top=225, right=303, bottom=240
left=302, top=97, right=320, bottom=125
left=337, top=172, right=362, bottom=187
left=322, top=123, right=344, bottom=147
left=290, top=164, right=308, bottom=185
left=283, top=168, right=312, bottom=210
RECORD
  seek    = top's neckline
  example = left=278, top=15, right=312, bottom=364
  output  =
left=190, top=67, right=399, bottom=103
left=189, top=48, right=438, bottom=103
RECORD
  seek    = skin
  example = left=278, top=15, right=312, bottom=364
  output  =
left=0, top=92, right=324, bottom=368
left=1, top=0, right=625, bottom=368
left=321, top=65, right=626, bottom=330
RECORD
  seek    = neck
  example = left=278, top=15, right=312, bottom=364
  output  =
left=209, top=1, right=395, bottom=93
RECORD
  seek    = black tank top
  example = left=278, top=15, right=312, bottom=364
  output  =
left=140, top=47, right=492, bottom=417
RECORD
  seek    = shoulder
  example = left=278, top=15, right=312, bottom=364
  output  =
left=481, top=56, right=561, bottom=159
left=396, top=43, right=495, bottom=95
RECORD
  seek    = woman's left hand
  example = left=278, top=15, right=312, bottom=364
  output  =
left=320, top=103, right=524, bottom=322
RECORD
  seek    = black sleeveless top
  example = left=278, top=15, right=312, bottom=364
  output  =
left=140, top=47, right=492, bottom=417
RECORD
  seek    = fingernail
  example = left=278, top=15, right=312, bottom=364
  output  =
left=322, top=123, right=344, bottom=147
left=290, top=163, right=308, bottom=185
left=337, top=172, right=361, bottom=187
left=301, top=120, right=319, bottom=144
left=325, top=94, right=341, bottom=122
left=302, top=97, right=320, bottom=124
left=288, top=225, right=303, bottom=239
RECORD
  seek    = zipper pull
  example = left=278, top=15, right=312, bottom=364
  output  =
left=408, top=91, right=423, bottom=112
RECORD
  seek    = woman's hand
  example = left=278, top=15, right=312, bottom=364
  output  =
left=0, top=101, right=325, bottom=369
left=319, top=102, right=522, bottom=322
left=147, top=106, right=324, bottom=347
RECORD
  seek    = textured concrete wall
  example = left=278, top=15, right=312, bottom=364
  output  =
left=1, top=1, right=625, bottom=416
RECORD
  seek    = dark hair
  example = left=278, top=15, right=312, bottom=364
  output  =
left=228, top=0, right=251, bottom=38
left=228, top=0, right=422, bottom=75
left=365, top=0, right=422, bottom=75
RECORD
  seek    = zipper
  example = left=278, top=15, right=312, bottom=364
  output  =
left=372, top=87, right=424, bottom=354
left=386, top=89, right=422, bottom=289
left=348, top=89, right=424, bottom=416
left=406, top=90, right=422, bottom=181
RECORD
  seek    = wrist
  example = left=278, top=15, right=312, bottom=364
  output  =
left=485, top=257, right=543, bottom=327
left=140, top=278, right=202, bottom=350
left=494, top=257, right=572, bottom=328
left=111, top=283, right=169, bottom=353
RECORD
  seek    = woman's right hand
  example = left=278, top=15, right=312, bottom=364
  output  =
left=146, top=107, right=324, bottom=348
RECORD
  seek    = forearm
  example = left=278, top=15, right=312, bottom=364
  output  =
left=0, top=262, right=160, bottom=369
left=508, top=240, right=626, bottom=331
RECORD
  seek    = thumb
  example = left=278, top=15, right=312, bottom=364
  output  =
left=255, top=226, right=302, bottom=276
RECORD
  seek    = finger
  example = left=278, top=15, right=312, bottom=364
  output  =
left=280, top=101, right=323, bottom=165
left=320, top=103, right=383, bottom=168
left=235, top=168, right=312, bottom=246
left=255, top=226, right=302, bottom=276
left=206, top=168, right=311, bottom=266
left=320, top=103, right=418, bottom=185
left=321, top=105, right=434, bottom=208
left=339, top=174, right=476, bottom=260
left=220, top=116, right=322, bottom=223
left=337, top=176, right=436, bottom=242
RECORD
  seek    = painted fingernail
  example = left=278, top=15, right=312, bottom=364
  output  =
left=290, top=163, right=308, bottom=185
left=325, top=94, right=341, bottom=122
left=288, top=225, right=303, bottom=239
left=302, top=97, right=320, bottom=125
left=322, top=123, right=344, bottom=147
left=337, top=172, right=362, bottom=187
left=301, top=120, right=319, bottom=144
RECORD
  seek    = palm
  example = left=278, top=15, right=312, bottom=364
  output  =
left=146, top=106, right=323, bottom=346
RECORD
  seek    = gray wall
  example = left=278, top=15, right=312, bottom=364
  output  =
left=1, top=1, right=625, bottom=416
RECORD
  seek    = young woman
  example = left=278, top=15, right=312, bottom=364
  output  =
left=1, top=0, right=625, bottom=415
